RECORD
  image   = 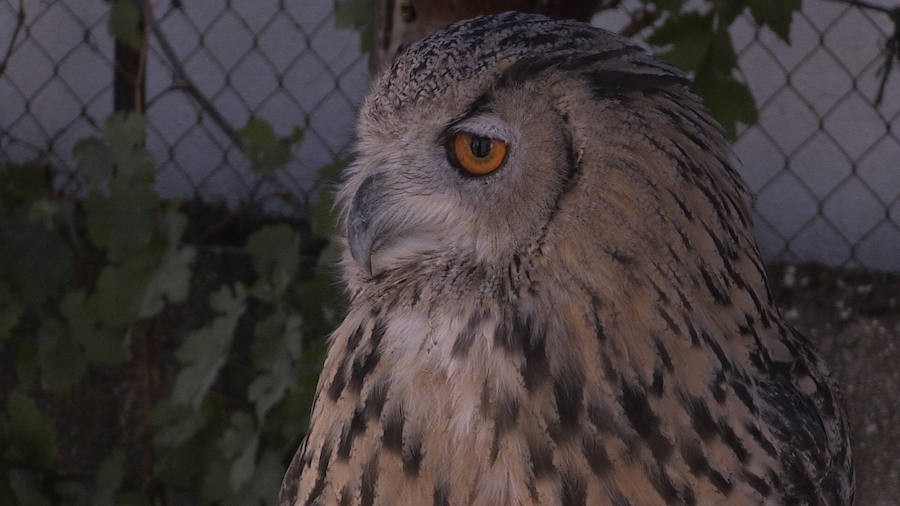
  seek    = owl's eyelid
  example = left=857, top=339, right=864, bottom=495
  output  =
left=447, top=114, right=514, bottom=145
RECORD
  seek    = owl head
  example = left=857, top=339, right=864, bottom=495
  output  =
left=338, top=12, right=749, bottom=294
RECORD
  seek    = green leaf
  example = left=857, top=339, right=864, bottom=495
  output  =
left=229, top=434, right=258, bottom=493
left=0, top=467, right=14, bottom=506
left=0, top=162, right=51, bottom=213
left=247, top=367, right=292, bottom=423
left=200, top=457, right=230, bottom=503
left=253, top=312, right=303, bottom=367
left=93, top=251, right=160, bottom=327
left=0, top=220, right=75, bottom=310
left=310, top=159, right=345, bottom=239
left=5, top=390, right=57, bottom=467
left=688, top=22, right=756, bottom=138
left=248, top=450, right=285, bottom=506
left=153, top=435, right=214, bottom=489
left=116, top=491, right=152, bottom=506
left=216, top=449, right=285, bottom=506
left=714, top=0, right=750, bottom=25
left=139, top=207, right=195, bottom=317
left=648, top=12, right=714, bottom=73
left=334, top=0, right=375, bottom=52
left=28, top=198, right=60, bottom=230
left=108, top=0, right=142, bottom=49
left=73, top=137, right=113, bottom=189
left=16, top=340, right=39, bottom=387
left=219, top=413, right=257, bottom=492
left=251, top=312, right=285, bottom=368
left=138, top=245, right=194, bottom=317
left=267, top=386, right=317, bottom=442
left=246, top=309, right=303, bottom=425
left=297, top=241, right=342, bottom=333
left=693, top=71, right=758, bottom=139
left=171, top=355, right=228, bottom=409
left=61, top=291, right=125, bottom=365
left=651, top=9, right=756, bottom=139
left=84, top=187, right=158, bottom=257
left=240, top=119, right=303, bottom=173
left=0, top=282, right=22, bottom=346
left=75, top=113, right=153, bottom=189
left=103, top=112, right=146, bottom=148
left=8, top=469, right=51, bottom=506
left=246, top=224, right=301, bottom=301
left=53, top=480, right=87, bottom=502
left=246, top=224, right=301, bottom=276
left=209, top=282, right=248, bottom=315
left=91, top=449, right=125, bottom=506
left=150, top=398, right=210, bottom=447
left=283, top=314, right=304, bottom=360
left=172, top=285, right=247, bottom=408
left=176, top=285, right=246, bottom=363
left=37, top=321, right=87, bottom=394
left=113, top=148, right=156, bottom=186
left=240, top=119, right=278, bottom=152
left=219, top=412, right=253, bottom=458
left=704, top=24, right=740, bottom=75
left=161, top=203, right=189, bottom=245
left=749, top=0, right=801, bottom=43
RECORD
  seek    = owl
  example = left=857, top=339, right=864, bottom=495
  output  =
left=278, top=12, right=853, bottom=506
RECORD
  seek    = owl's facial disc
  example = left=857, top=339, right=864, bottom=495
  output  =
left=346, top=114, right=523, bottom=275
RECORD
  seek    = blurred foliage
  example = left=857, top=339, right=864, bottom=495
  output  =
left=0, top=112, right=343, bottom=504
left=106, top=0, right=144, bottom=49
left=335, top=0, right=376, bottom=53
left=644, top=0, right=802, bottom=138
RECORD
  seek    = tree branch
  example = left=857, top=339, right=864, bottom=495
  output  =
left=829, top=0, right=896, bottom=14
left=136, top=0, right=244, bottom=149
left=0, top=0, right=25, bottom=78
left=826, top=0, right=900, bottom=105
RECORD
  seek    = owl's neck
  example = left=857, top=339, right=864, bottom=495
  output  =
left=340, top=233, right=792, bottom=425
left=325, top=240, right=804, bottom=502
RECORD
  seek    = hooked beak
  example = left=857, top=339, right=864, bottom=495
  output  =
left=347, top=174, right=382, bottom=275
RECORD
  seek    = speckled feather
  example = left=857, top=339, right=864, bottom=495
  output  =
left=279, top=12, right=853, bottom=506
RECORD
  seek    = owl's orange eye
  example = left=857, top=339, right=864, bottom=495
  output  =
left=451, top=133, right=507, bottom=175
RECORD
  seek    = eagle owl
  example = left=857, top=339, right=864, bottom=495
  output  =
left=279, top=12, right=853, bottom=506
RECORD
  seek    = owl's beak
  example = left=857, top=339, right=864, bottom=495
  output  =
left=347, top=174, right=381, bottom=275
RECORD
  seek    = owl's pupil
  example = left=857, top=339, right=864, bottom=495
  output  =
left=469, top=136, right=492, bottom=158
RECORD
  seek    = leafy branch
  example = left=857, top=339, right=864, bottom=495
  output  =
left=1, top=110, right=339, bottom=504
left=2, top=2, right=339, bottom=505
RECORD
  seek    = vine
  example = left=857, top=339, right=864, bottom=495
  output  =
left=1, top=105, right=341, bottom=503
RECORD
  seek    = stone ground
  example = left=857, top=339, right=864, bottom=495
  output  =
left=768, top=263, right=899, bottom=506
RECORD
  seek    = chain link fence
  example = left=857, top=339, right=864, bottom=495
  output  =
left=0, top=0, right=369, bottom=214
left=733, top=2, right=899, bottom=272
left=1, top=0, right=898, bottom=270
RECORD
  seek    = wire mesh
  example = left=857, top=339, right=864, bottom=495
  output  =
left=1, top=0, right=898, bottom=270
